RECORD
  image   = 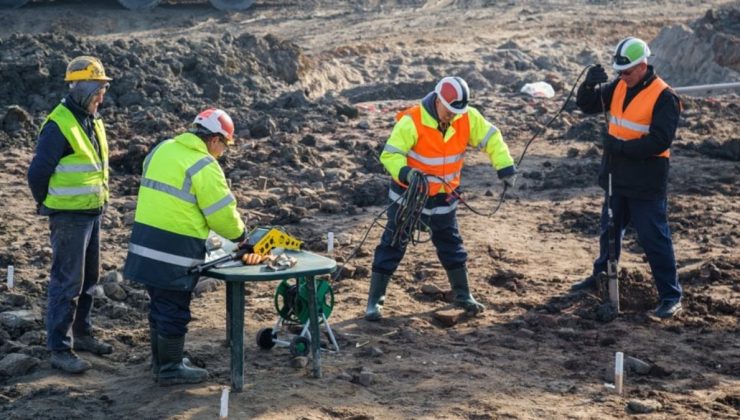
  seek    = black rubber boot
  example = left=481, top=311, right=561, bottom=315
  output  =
left=150, top=328, right=195, bottom=381
left=157, top=335, right=208, bottom=387
left=447, top=267, right=485, bottom=315
left=365, top=272, right=391, bottom=321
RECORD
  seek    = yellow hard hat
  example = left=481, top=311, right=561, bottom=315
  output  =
left=64, top=56, right=112, bottom=82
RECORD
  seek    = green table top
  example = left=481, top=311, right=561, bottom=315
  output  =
left=205, top=250, right=337, bottom=282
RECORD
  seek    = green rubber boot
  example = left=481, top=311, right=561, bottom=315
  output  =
left=157, top=335, right=209, bottom=387
left=150, top=328, right=194, bottom=382
left=447, top=267, right=485, bottom=315
left=365, top=272, right=391, bottom=321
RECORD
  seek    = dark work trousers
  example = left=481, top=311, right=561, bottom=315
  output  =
left=147, top=286, right=193, bottom=338
left=592, top=192, right=682, bottom=303
left=47, top=213, right=101, bottom=351
left=372, top=200, right=467, bottom=275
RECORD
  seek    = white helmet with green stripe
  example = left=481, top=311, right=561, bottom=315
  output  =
left=612, top=37, right=651, bottom=71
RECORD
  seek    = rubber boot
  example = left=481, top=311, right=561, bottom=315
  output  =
left=447, top=267, right=485, bottom=315
left=365, top=272, right=391, bottom=321
left=157, top=335, right=209, bottom=387
left=150, top=329, right=194, bottom=382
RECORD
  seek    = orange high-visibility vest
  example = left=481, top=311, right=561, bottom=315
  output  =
left=395, top=105, right=470, bottom=195
left=609, top=77, right=670, bottom=158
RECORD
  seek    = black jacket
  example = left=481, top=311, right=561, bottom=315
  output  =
left=576, top=66, right=680, bottom=199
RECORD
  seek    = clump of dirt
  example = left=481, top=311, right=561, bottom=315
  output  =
left=651, top=4, right=740, bottom=86
left=528, top=161, right=601, bottom=190
left=616, top=269, right=660, bottom=311
left=538, top=208, right=601, bottom=236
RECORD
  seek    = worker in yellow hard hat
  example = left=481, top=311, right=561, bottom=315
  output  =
left=27, top=55, right=113, bottom=374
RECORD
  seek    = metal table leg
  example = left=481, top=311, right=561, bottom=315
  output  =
left=227, top=281, right=245, bottom=391
left=225, top=279, right=232, bottom=343
left=305, top=276, right=322, bottom=378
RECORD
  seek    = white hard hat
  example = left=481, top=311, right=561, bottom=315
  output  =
left=612, top=37, right=651, bottom=71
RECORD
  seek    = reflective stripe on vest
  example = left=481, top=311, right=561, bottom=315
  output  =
left=140, top=143, right=216, bottom=209
left=123, top=221, right=207, bottom=291
left=609, top=77, right=670, bottom=158
left=388, top=188, right=458, bottom=215
left=477, top=126, right=498, bottom=151
left=42, top=104, right=109, bottom=210
left=395, top=105, right=470, bottom=195
left=128, top=243, right=204, bottom=268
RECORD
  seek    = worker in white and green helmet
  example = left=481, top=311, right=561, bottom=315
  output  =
left=570, top=37, right=683, bottom=319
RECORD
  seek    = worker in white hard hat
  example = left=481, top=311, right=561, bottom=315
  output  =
left=571, top=37, right=683, bottom=319
left=365, top=76, right=517, bottom=321
left=27, top=55, right=114, bottom=374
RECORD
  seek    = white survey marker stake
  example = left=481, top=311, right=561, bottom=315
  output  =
left=7, top=265, right=14, bottom=289
left=614, top=352, right=624, bottom=395
left=327, top=231, right=334, bottom=254
left=219, top=386, right=229, bottom=419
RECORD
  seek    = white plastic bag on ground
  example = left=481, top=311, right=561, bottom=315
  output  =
left=520, top=81, right=555, bottom=98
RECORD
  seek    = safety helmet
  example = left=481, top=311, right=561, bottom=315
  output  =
left=612, top=37, right=651, bottom=71
left=193, top=108, right=235, bottom=144
left=434, top=76, right=470, bottom=114
left=65, top=56, right=113, bottom=82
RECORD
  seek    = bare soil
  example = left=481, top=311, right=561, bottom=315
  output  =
left=0, top=1, right=738, bottom=419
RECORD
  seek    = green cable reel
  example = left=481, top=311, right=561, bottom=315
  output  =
left=274, top=278, right=334, bottom=324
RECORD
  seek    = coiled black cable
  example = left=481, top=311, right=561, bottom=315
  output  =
left=390, top=170, right=429, bottom=248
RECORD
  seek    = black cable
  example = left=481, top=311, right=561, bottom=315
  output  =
left=333, top=65, right=595, bottom=278
left=390, top=170, right=429, bottom=248
left=331, top=172, right=431, bottom=281
left=448, top=64, right=593, bottom=218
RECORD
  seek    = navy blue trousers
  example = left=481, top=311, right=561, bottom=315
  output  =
left=372, top=201, right=467, bottom=275
left=147, top=286, right=193, bottom=338
left=47, top=213, right=101, bottom=351
left=592, top=192, right=682, bottom=303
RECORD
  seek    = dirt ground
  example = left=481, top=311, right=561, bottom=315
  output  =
left=0, top=0, right=738, bottom=419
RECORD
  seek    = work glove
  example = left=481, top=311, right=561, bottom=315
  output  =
left=602, top=133, right=624, bottom=154
left=401, top=167, right=422, bottom=184
left=585, top=64, right=608, bottom=87
left=500, top=173, right=517, bottom=189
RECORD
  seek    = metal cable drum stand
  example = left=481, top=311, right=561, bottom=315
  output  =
left=255, top=277, right=340, bottom=356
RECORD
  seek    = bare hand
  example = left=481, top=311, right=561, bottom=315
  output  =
left=242, top=253, right=268, bottom=265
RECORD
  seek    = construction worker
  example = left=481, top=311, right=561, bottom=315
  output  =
left=570, top=37, right=683, bottom=318
left=27, top=56, right=114, bottom=373
left=123, top=109, right=256, bottom=386
left=365, top=76, right=517, bottom=321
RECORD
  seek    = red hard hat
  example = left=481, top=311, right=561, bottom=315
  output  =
left=193, top=108, right=235, bottom=144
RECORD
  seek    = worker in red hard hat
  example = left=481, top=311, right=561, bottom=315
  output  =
left=124, top=108, right=259, bottom=386
left=365, top=76, right=517, bottom=321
